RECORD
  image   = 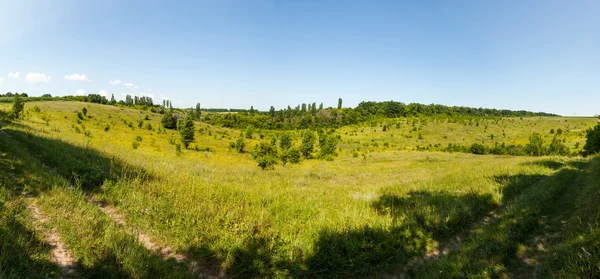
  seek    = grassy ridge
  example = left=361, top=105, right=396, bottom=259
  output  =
left=1, top=101, right=599, bottom=278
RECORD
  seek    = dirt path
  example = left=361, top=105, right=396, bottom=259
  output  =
left=27, top=199, right=78, bottom=278
left=86, top=196, right=223, bottom=278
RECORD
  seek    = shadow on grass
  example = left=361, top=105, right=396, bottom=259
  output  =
left=3, top=129, right=155, bottom=191
left=219, top=191, right=496, bottom=278
left=411, top=159, right=593, bottom=278
left=0, top=128, right=193, bottom=278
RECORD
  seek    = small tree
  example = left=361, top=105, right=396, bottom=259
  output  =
left=10, top=94, right=25, bottom=119
left=583, top=123, right=600, bottom=156
left=179, top=114, right=195, bottom=148
left=252, top=139, right=278, bottom=170
left=525, top=133, right=545, bottom=156
left=470, top=143, right=487, bottom=155
left=195, top=103, right=202, bottom=120
left=318, top=134, right=339, bottom=159
left=300, top=130, right=316, bottom=159
left=161, top=110, right=177, bottom=129
left=245, top=125, right=255, bottom=139
left=230, top=137, right=246, bottom=153
left=337, top=98, right=343, bottom=110
left=279, top=133, right=292, bottom=151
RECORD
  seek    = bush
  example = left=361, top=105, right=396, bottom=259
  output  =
left=252, top=139, right=279, bottom=170
left=583, top=124, right=600, bottom=156
left=132, top=141, right=140, bottom=149
left=179, top=114, right=195, bottom=148
left=82, top=107, right=88, bottom=116
left=287, top=148, right=301, bottom=164
left=318, top=134, right=339, bottom=159
left=279, top=133, right=292, bottom=151
left=104, top=125, right=110, bottom=132
left=229, top=137, right=246, bottom=153
left=77, top=111, right=85, bottom=120
left=525, top=133, right=544, bottom=156
left=300, top=130, right=316, bottom=159
left=245, top=125, right=255, bottom=139
left=161, top=110, right=177, bottom=129
left=470, top=143, right=487, bottom=155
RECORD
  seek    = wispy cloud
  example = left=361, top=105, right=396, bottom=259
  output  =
left=98, top=89, right=108, bottom=97
left=124, top=82, right=138, bottom=89
left=64, top=73, right=91, bottom=82
left=75, top=89, right=86, bottom=96
left=26, top=72, right=51, bottom=84
left=109, top=80, right=122, bottom=85
left=8, top=72, right=19, bottom=79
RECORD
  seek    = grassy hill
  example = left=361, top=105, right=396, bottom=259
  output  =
left=0, top=101, right=599, bottom=278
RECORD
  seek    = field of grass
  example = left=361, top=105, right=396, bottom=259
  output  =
left=0, top=101, right=599, bottom=278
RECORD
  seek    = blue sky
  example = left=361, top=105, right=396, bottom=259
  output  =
left=1, top=0, right=598, bottom=115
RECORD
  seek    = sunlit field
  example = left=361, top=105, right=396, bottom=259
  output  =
left=1, top=101, right=599, bottom=278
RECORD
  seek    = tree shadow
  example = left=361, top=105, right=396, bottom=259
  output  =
left=221, top=191, right=496, bottom=278
left=412, top=162, right=590, bottom=278
left=3, top=129, right=155, bottom=192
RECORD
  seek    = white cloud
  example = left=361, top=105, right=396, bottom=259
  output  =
left=109, top=80, right=122, bottom=85
left=160, top=94, right=169, bottom=100
left=147, top=94, right=155, bottom=99
left=26, top=72, right=51, bottom=84
left=0, top=78, right=4, bottom=84
left=124, top=83, right=138, bottom=89
left=64, top=73, right=91, bottom=82
left=75, top=89, right=86, bottom=96
left=8, top=72, right=19, bottom=79
left=98, top=89, right=108, bottom=97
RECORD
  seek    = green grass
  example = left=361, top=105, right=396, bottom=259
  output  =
left=0, top=101, right=599, bottom=278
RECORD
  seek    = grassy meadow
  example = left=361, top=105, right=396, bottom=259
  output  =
left=0, top=101, right=599, bottom=278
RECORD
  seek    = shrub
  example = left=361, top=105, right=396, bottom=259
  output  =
left=77, top=111, right=85, bottom=120
left=135, top=135, right=143, bottom=142
left=583, top=124, right=600, bottom=156
left=525, top=133, right=544, bottom=156
left=179, top=114, right=195, bottom=148
left=252, top=139, right=279, bottom=169
left=547, top=136, right=569, bottom=156
left=300, top=130, right=316, bottom=159
left=229, top=137, right=246, bottom=153
left=318, top=134, right=339, bottom=159
left=132, top=141, right=140, bottom=149
left=81, top=107, right=87, bottom=116
left=245, top=125, right=255, bottom=139
left=287, top=147, right=301, bottom=164
left=470, top=143, right=487, bottom=155
left=137, top=120, right=144, bottom=128
left=175, top=143, right=182, bottom=156
left=104, top=125, right=110, bottom=132
left=146, top=123, right=153, bottom=130
left=279, top=133, right=292, bottom=151
left=161, top=110, right=177, bottom=129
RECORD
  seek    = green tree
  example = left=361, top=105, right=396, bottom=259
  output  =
left=179, top=114, right=195, bottom=148
left=245, top=125, right=255, bottom=139
left=195, top=103, right=202, bottom=120
left=338, top=98, right=343, bottom=110
left=279, top=133, right=292, bottom=151
left=252, top=139, right=279, bottom=170
left=583, top=124, right=600, bottom=156
left=318, top=134, right=339, bottom=158
left=525, top=133, right=545, bottom=156
left=10, top=94, right=25, bottom=119
left=229, top=137, right=246, bottom=153
left=161, top=110, right=178, bottom=129
left=300, top=130, right=316, bottom=159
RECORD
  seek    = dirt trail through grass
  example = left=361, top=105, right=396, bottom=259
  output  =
left=86, top=195, right=224, bottom=278
left=26, top=199, right=78, bottom=278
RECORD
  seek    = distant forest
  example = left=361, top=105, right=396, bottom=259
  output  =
left=1, top=92, right=558, bottom=130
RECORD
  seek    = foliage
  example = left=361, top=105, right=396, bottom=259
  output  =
left=300, top=130, right=316, bottom=159
left=179, top=114, right=195, bottom=149
left=318, top=134, right=339, bottom=159
left=229, top=137, right=246, bottom=153
left=252, top=139, right=279, bottom=169
left=583, top=123, right=600, bottom=156
left=470, top=143, right=487, bottom=155
left=10, top=94, right=25, bottom=119
left=279, top=133, right=292, bottom=151
left=161, top=110, right=178, bottom=129
left=525, top=133, right=545, bottom=156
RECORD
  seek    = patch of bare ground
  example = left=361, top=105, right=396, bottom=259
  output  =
left=26, top=199, right=78, bottom=278
left=86, top=195, right=224, bottom=278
